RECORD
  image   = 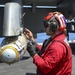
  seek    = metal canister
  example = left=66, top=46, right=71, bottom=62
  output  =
left=3, top=2, right=21, bottom=36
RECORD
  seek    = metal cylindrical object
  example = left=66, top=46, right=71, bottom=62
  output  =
left=3, top=2, right=21, bottom=36
left=0, top=34, right=27, bottom=65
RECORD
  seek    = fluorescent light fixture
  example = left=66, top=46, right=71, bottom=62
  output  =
left=37, top=6, right=57, bottom=8
left=0, top=4, right=57, bottom=9
left=23, top=5, right=32, bottom=8
left=0, top=5, right=5, bottom=7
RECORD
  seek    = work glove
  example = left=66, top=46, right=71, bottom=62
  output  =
left=27, top=41, right=37, bottom=57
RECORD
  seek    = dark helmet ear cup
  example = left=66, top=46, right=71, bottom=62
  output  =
left=49, top=22, right=59, bottom=32
left=47, top=18, right=60, bottom=33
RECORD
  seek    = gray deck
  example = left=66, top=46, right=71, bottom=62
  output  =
left=0, top=51, right=75, bottom=75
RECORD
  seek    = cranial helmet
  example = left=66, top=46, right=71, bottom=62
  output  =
left=44, top=12, right=66, bottom=32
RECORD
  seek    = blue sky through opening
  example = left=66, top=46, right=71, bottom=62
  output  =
left=0, top=33, right=75, bottom=44
left=35, top=32, right=75, bottom=43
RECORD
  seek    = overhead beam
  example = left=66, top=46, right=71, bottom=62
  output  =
left=0, top=4, right=57, bottom=8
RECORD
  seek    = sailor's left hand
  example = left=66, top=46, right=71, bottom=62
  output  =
left=27, top=41, right=37, bottom=57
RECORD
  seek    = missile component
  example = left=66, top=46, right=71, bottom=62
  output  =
left=0, top=34, right=27, bottom=65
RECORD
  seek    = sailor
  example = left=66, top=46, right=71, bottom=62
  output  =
left=24, top=12, right=72, bottom=75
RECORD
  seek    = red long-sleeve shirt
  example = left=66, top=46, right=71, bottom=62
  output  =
left=33, top=33, right=72, bottom=75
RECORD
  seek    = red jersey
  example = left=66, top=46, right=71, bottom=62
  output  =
left=33, top=33, right=72, bottom=75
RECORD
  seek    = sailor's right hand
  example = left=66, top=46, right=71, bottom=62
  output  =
left=24, top=28, right=35, bottom=42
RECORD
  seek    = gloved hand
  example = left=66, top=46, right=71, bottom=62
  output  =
left=27, top=41, right=37, bottom=57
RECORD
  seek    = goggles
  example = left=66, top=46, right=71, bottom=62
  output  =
left=43, top=20, right=49, bottom=28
